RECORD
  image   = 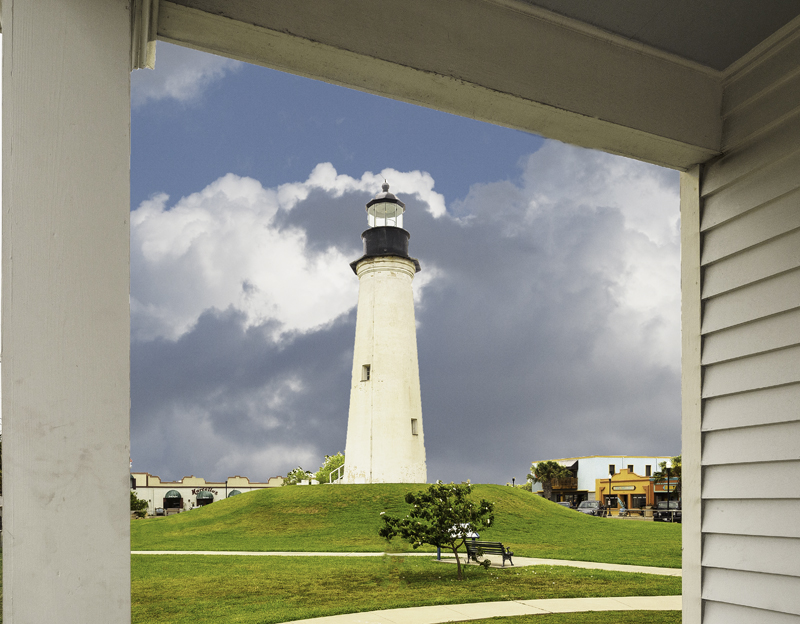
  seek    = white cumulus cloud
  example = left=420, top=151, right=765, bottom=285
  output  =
left=278, top=162, right=446, bottom=218
left=131, top=41, right=242, bottom=108
left=131, top=166, right=443, bottom=343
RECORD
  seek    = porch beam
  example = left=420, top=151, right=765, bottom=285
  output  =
left=157, top=0, right=722, bottom=170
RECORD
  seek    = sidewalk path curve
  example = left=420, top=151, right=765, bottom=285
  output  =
left=279, top=595, right=682, bottom=624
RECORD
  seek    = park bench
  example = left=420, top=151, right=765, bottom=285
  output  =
left=464, top=541, right=514, bottom=567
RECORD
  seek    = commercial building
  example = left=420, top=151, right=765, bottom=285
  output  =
left=530, top=455, right=674, bottom=505
left=130, top=473, right=283, bottom=515
left=595, top=468, right=680, bottom=514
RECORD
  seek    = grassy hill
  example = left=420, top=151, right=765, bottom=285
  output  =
left=130, top=484, right=681, bottom=567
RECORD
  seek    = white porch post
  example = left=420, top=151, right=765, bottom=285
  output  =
left=680, top=165, right=703, bottom=624
left=2, top=0, right=132, bottom=622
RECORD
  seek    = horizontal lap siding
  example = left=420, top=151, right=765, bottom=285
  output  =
left=705, top=601, right=800, bottom=624
left=704, top=534, right=800, bottom=576
left=704, top=499, right=800, bottom=538
left=702, top=307, right=800, bottom=364
left=704, top=383, right=800, bottom=430
left=699, top=27, right=800, bottom=622
left=703, top=568, right=800, bottom=614
left=703, top=421, right=800, bottom=465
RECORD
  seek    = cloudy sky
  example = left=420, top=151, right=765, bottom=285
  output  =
left=129, top=42, right=681, bottom=486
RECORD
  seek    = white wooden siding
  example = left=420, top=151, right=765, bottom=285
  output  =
left=704, top=499, right=800, bottom=538
left=704, top=534, right=800, bottom=576
left=705, top=601, right=800, bottom=624
left=702, top=307, right=800, bottom=364
left=703, top=601, right=800, bottom=624
left=699, top=25, right=800, bottom=622
left=704, top=383, right=800, bottom=430
left=703, top=421, right=800, bottom=464
left=703, top=568, right=800, bottom=614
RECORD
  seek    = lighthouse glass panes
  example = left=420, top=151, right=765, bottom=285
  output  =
left=367, top=200, right=404, bottom=228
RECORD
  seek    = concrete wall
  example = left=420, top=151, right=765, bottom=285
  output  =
left=344, top=256, right=427, bottom=483
left=687, top=25, right=800, bottom=623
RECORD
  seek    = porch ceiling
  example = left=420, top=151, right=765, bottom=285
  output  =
left=524, top=0, right=800, bottom=71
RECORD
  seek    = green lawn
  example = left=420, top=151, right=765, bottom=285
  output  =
left=131, top=484, right=681, bottom=568
left=131, top=554, right=681, bottom=624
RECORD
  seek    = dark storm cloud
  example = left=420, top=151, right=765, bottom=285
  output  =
left=402, top=192, right=679, bottom=484
left=273, top=187, right=370, bottom=257
left=131, top=308, right=354, bottom=481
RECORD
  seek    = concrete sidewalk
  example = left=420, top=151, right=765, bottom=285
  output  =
left=281, top=595, right=682, bottom=624
left=131, top=551, right=680, bottom=577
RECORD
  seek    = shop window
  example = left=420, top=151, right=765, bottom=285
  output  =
left=631, top=494, right=646, bottom=508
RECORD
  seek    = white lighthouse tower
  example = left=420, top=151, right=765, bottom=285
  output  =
left=343, top=183, right=427, bottom=484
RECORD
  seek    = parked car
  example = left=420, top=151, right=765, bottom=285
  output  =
left=576, top=500, right=603, bottom=516
left=555, top=501, right=573, bottom=509
left=653, top=500, right=681, bottom=523
left=154, top=507, right=165, bottom=516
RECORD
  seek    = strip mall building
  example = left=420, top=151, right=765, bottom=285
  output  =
left=131, top=473, right=283, bottom=515
left=530, top=455, right=675, bottom=507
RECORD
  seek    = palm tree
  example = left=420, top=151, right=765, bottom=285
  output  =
left=652, top=455, right=682, bottom=500
left=528, top=460, right=572, bottom=501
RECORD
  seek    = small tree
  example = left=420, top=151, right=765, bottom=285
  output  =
left=282, top=466, right=313, bottom=486
left=528, top=460, right=572, bottom=501
left=378, top=481, right=494, bottom=580
left=315, top=452, right=345, bottom=484
left=130, top=491, right=149, bottom=518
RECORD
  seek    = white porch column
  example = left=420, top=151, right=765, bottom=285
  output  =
left=680, top=165, right=702, bottom=624
left=2, top=0, right=132, bottom=622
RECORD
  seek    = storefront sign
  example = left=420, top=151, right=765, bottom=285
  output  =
left=612, top=485, right=635, bottom=491
left=192, top=488, right=219, bottom=495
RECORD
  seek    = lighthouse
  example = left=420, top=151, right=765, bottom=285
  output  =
left=343, top=183, right=427, bottom=484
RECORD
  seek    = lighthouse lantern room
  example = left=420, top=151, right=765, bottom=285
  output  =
left=366, top=182, right=405, bottom=228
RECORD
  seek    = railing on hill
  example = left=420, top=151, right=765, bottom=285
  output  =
left=329, top=464, right=345, bottom=484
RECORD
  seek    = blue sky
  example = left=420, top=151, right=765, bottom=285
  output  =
left=130, top=42, right=682, bottom=485
left=131, top=46, right=545, bottom=213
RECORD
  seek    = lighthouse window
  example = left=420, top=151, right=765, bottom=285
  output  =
left=411, top=419, right=418, bottom=435
left=361, top=365, right=371, bottom=381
